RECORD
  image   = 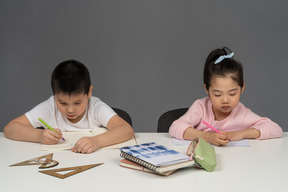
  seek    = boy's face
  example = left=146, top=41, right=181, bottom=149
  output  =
left=205, top=75, right=245, bottom=120
left=54, top=86, right=92, bottom=123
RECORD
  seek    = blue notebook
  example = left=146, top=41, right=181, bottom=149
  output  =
left=120, top=142, right=194, bottom=174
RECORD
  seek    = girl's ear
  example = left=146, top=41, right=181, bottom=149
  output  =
left=241, top=82, right=245, bottom=94
left=204, top=84, right=209, bottom=95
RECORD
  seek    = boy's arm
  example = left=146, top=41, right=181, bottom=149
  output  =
left=72, top=115, right=134, bottom=153
left=4, top=115, right=43, bottom=142
left=98, top=114, right=135, bottom=146
left=3, top=115, right=62, bottom=144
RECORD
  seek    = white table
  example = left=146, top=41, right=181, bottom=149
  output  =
left=1, top=133, right=288, bottom=192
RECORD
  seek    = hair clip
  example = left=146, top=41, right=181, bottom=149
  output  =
left=214, top=52, right=234, bottom=64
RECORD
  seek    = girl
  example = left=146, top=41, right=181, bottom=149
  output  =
left=169, top=47, right=283, bottom=146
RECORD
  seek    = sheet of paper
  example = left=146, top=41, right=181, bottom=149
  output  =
left=172, top=138, right=250, bottom=147
left=41, top=132, right=92, bottom=151
left=41, top=128, right=137, bottom=151
left=225, top=140, right=250, bottom=147
left=172, top=138, right=192, bottom=146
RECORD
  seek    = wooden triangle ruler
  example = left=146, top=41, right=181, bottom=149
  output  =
left=9, top=153, right=59, bottom=169
left=39, top=163, right=103, bottom=179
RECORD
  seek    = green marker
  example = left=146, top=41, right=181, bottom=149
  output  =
left=38, top=118, right=65, bottom=141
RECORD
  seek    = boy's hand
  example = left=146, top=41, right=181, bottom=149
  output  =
left=40, top=128, right=62, bottom=145
left=72, top=137, right=100, bottom=154
left=207, top=131, right=230, bottom=146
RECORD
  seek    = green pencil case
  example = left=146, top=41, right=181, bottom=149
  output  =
left=186, top=137, right=217, bottom=172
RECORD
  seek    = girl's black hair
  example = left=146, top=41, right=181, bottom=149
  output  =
left=51, top=60, right=91, bottom=95
left=203, top=47, right=244, bottom=90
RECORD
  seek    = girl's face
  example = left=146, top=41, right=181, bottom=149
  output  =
left=54, top=86, right=93, bottom=123
left=205, top=74, right=245, bottom=120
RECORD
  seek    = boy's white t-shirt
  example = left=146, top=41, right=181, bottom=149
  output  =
left=25, top=96, right=116, bottom=132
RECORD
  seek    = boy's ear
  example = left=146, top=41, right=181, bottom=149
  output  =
left=241, top=82, right=245, bottom=94
left=88, top=86, right=93, bottom=98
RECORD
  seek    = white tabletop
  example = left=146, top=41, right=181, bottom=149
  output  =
left=1, top=132, right=288, bottom=192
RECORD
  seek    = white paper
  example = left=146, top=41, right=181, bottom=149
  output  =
left=172, top=138, right=250, bottom=147
left=225, top=140, right=250, bottom=147
left=41, top=128, right=137, bottom=151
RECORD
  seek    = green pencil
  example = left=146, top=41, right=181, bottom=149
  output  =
left=38, top=118, right=65, bottom=141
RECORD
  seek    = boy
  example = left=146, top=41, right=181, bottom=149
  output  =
left=4, top=60, right=134, bottom=154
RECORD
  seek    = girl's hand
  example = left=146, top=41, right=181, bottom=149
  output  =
left=226, top=131, right=245, bottom=141
left=207, top=131, right=230, bottom=146
left=72, top=137, right=100, bottom=154
left=40, top=128, right=62, bottom=145
left=226, top=128, right=260, bottom=141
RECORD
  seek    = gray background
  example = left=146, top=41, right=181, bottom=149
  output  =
left=1, top=0, right=287, bottom=132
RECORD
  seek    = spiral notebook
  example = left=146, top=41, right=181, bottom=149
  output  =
left=120, top=142, right=195, bottom=174
left=120, top=159, right=176, bottom=176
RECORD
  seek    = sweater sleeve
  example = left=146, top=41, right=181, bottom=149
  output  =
left=169, top=100, right=203, bottom=140
left=244, top=109, right=283, bottom=140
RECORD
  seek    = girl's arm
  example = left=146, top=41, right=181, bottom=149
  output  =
left=226, top=128, right=260, bottom=141
left=243, top=109, right=283, bottom=140
left=183, top=127, right=229, bottom=146
left=72, top=115, right=134, bottom=153
left=169, top=98, right=208, bottom=140
left=3, top=115, right=62, bottom=144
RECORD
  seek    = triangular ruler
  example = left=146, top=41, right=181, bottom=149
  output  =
left=39, top=163, right=103, bottom=179
left=10, top=153, right=59, bottom=168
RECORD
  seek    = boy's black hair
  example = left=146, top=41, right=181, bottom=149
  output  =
left=203, top=47, right=244, bottom=90
left=51, top=60, right=91, bottom=95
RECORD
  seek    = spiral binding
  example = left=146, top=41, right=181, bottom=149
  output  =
left=120, top=151, right=158, bottom=173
